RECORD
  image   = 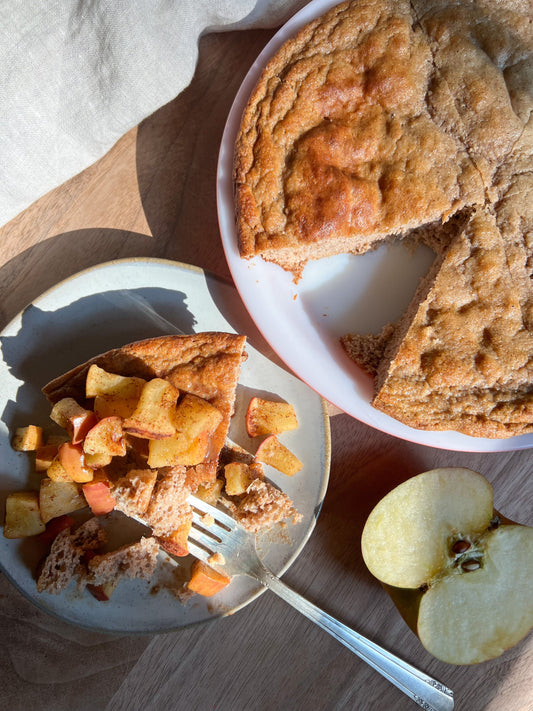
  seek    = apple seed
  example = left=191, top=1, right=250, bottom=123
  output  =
left=461, top=559, right=481, bottom=572
left=451, top=539, right=471, bottom=554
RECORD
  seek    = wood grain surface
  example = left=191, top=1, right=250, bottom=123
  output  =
left=0, top=28, right=531, bottom=711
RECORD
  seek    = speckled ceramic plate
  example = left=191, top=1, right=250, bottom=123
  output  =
left=0, top=258, right=330, bottom=633
left=217, top=0, right=533, bottom=453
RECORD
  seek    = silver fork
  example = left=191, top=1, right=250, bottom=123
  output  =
left=188, top=495, right=454, bottom=711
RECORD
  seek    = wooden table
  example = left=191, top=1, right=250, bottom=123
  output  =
left=0, top=27, right=531, bottom=711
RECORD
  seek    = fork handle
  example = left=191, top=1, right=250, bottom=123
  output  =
left=257, top=567, right=454, bottom=711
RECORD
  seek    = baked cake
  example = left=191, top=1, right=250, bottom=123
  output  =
left=234, top=0, right=533, bottom=438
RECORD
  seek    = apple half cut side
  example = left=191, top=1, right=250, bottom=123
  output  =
left=361, top=467, right=533, bottom=664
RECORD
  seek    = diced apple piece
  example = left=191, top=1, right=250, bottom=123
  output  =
left=35, top=443, right=59, bottom=471
left=38, top=514, right=75, bottom=547
left=3, top=491, right=45, bottom=538
left=158, top=519, right=192, bottom=557
left=94, top=395, right=138, bottom=420
left=255, top=435, right=302, bottom=476
left=86, top=364, right=146, bottom=399
left=85, top=451, right=113, bottom=469
left=187, top=559, right=231, bottom=597
left=82, top=479, right=116, bottom=516
left=224, top=462, right=253, bottom=496
left=39, top=478, right=87, bottom=523
left=83, top=416, right=126, bottom=457
left=46, top=458, right=72, bottom=482
left=123, top=378, right=179, bottom=439
left=147, top=394, right=223, bottom=467
left=12, top=425, right=44, bottom=451
left=246, top=397, right=298, bottom=437
left=196, top=478, right=224, bottom=506
left=87, top=579, right=119, bottom=602
left=173, top=394, right=223, bottom=440
left=50, top=398, right=97, bottom=444
left=147, top=431, right=209, bottom=468
left=58, top=442, right=94, bottom=483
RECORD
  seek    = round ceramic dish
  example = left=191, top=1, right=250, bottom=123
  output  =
left=216, top=0, right=533, bottom=453
left=0, top=258, right=330, bottom=633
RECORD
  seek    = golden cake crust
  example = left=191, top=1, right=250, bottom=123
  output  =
left=234, top=0, right=486, bottom=273
left=235, top=0, right=533, bottom=437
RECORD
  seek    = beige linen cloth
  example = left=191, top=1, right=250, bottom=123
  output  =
left=0, top=1, right=305, bottom=709
left=0, top=0, right=306, bottom=227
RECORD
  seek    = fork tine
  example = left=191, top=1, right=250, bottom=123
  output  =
left=188, top=494, right=236, bottom=528
left=186, top=539, right=212, bottom=563
left=189, top=524, right=221, bottom=551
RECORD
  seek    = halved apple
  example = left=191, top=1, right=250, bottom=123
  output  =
left=123, top=378, right=179, bottom=439
left=245, top=397, right=298, bottom=437
left=255, top=435, right=302, bottom=476
left=361, top=468, right=533, bottom=664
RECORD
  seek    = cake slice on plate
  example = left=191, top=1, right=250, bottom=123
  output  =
left=43, top=333, right=247, bottom=553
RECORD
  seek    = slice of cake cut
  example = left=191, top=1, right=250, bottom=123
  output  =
left=43, top=333, right=247, bottom=543
left=357, top=209, right=533, bottom=438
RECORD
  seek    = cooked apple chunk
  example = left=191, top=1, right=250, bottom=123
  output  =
left=196, top=478, right=224, bottom=506
left=50, top=398, right=97, bottom=444
left=84, top=451, right=113, bottom=469
left=89, top=366, right=146, bottom=419
left=158, top=519, right=192, bottom=557
left=147, top=394, right=223, bottom=467
left=187, top=559, right=231, bottom=597
left=39, top=478, right=87, bottom=524
left=246, top=397, right=298, bottom=437
left=83, top=416, right=126, bottom=457
left=173, top=394, right=223, bottom=440
left=35, top=444, right=59, bottom=471
left=82, top=478, right=116, bottom=516
left=147, top=433, right=209, bottom=468
left=58, top=442, right=94, bottom=483
left=224, top=461, right=254, bottom=495
left=255, top=435, right=302, bottom=476
left=123, top=378, right=179, bottom=439
left=4, top=491, right=45, bottom=538
left=85, top=364, right=146, bottom=399
left=46, top=458, right=72, bottom=483
left=12, top=425, right=43, bottom=452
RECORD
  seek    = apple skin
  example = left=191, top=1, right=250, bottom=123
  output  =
left=361, top=468, right=533, bottom=665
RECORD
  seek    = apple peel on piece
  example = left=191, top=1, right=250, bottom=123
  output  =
left=361, top=467, right=533, bottom=664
